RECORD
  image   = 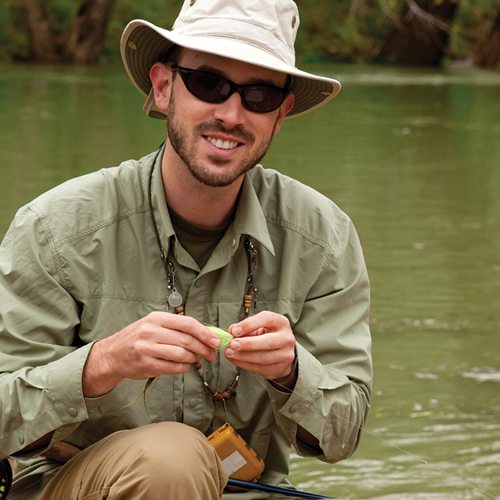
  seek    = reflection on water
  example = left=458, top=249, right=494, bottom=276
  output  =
left=1, top=63, right=500, bottom=499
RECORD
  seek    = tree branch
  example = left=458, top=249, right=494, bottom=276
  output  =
left=64, top=0, right=117, bottom=64
left=378, top=0, right=404, bottom=30
left=405, top=0, right=452, bottom=33
left=20, top=0, right=58, bottom=62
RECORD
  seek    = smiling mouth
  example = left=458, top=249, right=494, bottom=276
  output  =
left=206, top=136, right=241, bottom=150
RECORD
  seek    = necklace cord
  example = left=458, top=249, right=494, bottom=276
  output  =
left=146, top=152, right=257, bottom=402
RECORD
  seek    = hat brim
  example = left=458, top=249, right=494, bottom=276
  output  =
left=121, top=20, right=341, bottom=119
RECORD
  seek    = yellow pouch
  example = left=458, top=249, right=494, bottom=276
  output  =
left=207, top=422, right=265, bottom=481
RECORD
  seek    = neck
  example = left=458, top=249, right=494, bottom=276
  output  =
left=161, top=143, right=244, bottom=229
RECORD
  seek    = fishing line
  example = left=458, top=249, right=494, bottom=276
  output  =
left=126, top=365, right=496, bottom=498
left=270, top=376, right=496, bottom=500
left=123, top=357, right=496, bottom=498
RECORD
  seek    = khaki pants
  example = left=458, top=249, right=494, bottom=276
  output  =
left=40, top=422, right=228, bottom=500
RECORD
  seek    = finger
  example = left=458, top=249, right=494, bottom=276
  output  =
left=127, top=324, right=216, bottom=362
left=111, top=350, right=194, bottom=380
left=43, top=442, right=82, bottom=463
left=153, top=343, right=200, bottom=364
left=229, top=311, right=288, bottom=338
left=231, top=326, right=267, bottom=338
left=121, top=339, right=197, bottom=367
left=156, top=330, right=217, bottom=361
left=225, top=346, right=290, bottom=365
left=142, top=313, right=219, bottom=356
left=226, top=331, right=284, bottom=353
left=155, top=313, right=221, bottom=349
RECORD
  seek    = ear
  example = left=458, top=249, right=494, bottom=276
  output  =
left=272, top=93, right=295, bottom=136
left=149, top=62, right=173, bottom=113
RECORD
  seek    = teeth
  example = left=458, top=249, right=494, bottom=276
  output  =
left=208, top=137, right=238, bottom=150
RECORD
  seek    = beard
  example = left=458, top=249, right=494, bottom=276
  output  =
left=166, top=95, right=277, bottom=188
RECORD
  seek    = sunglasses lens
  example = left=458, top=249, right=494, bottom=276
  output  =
left=242, top=86, right=285, bottom=113
left=176, top=66, right=287, bottom=113
left=186, top=71, right=231, bottom=103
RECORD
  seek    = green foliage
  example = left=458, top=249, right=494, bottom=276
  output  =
left=1, top=0, right=75, bottom=61
left=104, top=0, right=180, bottom=60
left=295, top=0, right=500, bottom=65
left=295, top=0, right=399, bottom=63
left=0, top=4, right=12, bottom=54
left=44, top=0, right=77, bottom=33
left=449, top=0, right=500, bottom=61
left=1, top=0, right=500, bottom=67
left=1, top=1, right=27, bottom=61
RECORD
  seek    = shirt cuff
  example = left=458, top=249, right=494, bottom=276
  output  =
left=47, top=343, right=94, bottom=445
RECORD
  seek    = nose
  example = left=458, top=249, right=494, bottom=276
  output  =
left=212, top=90, right=245, bottom=127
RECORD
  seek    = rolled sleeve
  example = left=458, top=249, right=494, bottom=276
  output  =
left=267, top=215, right=372, bottom=463
left=0, top=207, right=89, bottom=457
left=0, top=345, right=92, bottom=457
left=268, top=346, right=370, bottom=463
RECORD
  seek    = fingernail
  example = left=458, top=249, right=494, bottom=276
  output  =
left=209, top=338, right=220, bottom=348
left=230, top=340, right=241, bottom=349
left=231, top=327, right=242, bottom=337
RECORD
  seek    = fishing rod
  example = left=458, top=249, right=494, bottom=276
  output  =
left=0, top=461, right=336, bottom=500
left=227, top=478, right=334, bottom=498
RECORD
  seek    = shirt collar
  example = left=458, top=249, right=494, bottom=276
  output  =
left=149, top=149, right=275, bottom=264
left=149, top=144, right=176, bottom=249
left=232, top=172, right=275, bottom=256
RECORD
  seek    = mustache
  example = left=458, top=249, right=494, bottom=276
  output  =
left=196, top=121, right=255, bottom=143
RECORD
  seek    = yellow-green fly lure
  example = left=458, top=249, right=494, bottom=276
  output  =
left=207, top=325, right=233, bottom=350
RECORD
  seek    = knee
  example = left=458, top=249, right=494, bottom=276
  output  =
left=122, top=422, right=227, bottom=490
left=41, top=423, right=227, bottom=500
left=133, top=422, right=216, bottom=473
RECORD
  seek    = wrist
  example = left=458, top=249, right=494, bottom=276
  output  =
left=82, top=339, right=121, bottom=397
left=270, top=352, right=298, bottom=391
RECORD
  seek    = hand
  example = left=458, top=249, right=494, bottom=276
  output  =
left=83, top=312, right=220, bottom=397
left=43, top=441, right=81, bottom=463
left=225, top=311, right=297, bottom=384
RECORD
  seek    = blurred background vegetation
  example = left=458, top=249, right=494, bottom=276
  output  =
left=0, top=0, right=499, bottom=69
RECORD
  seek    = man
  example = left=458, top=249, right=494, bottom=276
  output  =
left=0, top=0, right=372, bottom=498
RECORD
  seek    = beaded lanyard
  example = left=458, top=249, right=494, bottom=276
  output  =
left=147, top=158, right=258, bottom=403
left=162, top=237, right=257, bottom=402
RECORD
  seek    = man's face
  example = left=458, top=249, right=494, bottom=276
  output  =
left=153, top=49, right=294, bottom=188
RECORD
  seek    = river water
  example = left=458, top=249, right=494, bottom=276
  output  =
left=1, top=63, right=499, bottom=499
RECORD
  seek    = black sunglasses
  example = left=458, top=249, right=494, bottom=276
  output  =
left=170, top=64, right=292, bottom=114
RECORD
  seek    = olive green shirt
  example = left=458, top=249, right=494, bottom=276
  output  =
left=0, top=148, right=372, bottom=496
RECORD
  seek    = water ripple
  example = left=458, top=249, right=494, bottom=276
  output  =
left=462, top=367, right=500, bottom=383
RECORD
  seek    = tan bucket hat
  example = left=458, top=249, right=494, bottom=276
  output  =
left=121, top=0, right=341, bottom=119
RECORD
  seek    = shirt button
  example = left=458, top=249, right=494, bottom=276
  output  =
left=189, top=398, right=198, bottom=408
left=232, top=238, right=236, bottom=247
left=289, top=404, right=298, bottom=413
left=322, top=434, right=331, bottom=444
left=194, top=279, right=201, bottom=288
left=18, top=433, right=25, bottom=445
left=67, top=407, right=78, bottom=417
